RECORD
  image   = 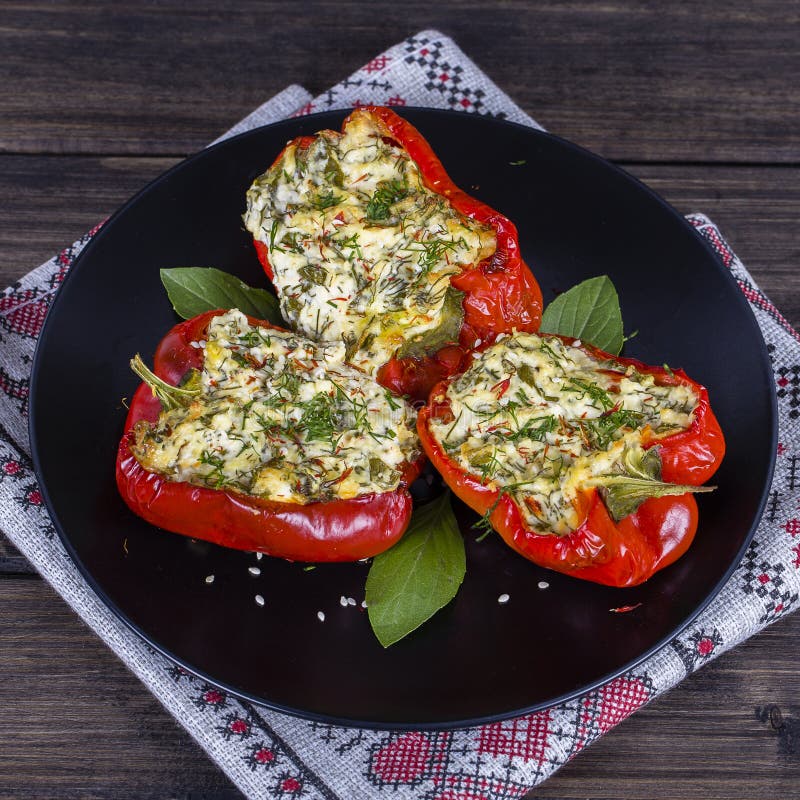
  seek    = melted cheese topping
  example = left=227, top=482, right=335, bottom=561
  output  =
left=429, top=333, right=698, bottom=534
left=243, top=110, right=496, bottom=374
left=132, top=310, right=420, bottom=504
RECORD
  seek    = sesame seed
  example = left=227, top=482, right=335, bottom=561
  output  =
left=538, top=581, right=550, bottom=590
left=317, top=611, right=326, bottom=622
left=190, top=341, right=200, bottom=349
left=474, top=338, right=482, bottom=347
left=256, top=552, right=263, bottom=561
left=255, top=594, right=265, bottom=607
left=339, top=595, right=349, bottom=607
left=204, top=574, right=215, bottom=584
left=573, top=339, right=581, bottom=348
left=347, top=597, right=357, bottom=606
left=361, top=600, right=368, bottom=609
left=248, top=566, right=261, bottom=576
left=498, top=593, right=510, bottom=604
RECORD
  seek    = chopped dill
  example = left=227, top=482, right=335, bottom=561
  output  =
left=364, top=179, right=408, bottom=221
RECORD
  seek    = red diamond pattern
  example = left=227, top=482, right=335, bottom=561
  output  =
left=477, top=710, right=551, bottom=764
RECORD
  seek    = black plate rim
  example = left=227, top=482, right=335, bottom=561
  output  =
left=29, top=107, right=778, bottom=730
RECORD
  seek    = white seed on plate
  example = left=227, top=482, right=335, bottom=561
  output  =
left=573, top=339, right=581, bottom=348
left=498, top=593, right=510, bottom=604
left=248, top=566, right=261, bottom=576
left=340, top=595, right=349, bottom=607
left=317, top=611, right=326, bottom=622
left=347, top=597, right=356, bottom=606
left=361, top=600, right=368, bottom=609
left=538, top=581, right=550, bottom=590
left=204, top=574, right=215, bottom=584
left=255, top=594, right=265, bottom=607
left=256, top=552, right=263, bottom=561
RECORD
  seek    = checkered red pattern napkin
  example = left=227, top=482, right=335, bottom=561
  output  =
left=2, top=30, right=798, bottom=799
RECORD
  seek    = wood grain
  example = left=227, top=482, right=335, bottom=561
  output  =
left=0, top=578, right=238, bottom=799
left=2, top=1, right=799, bottom=796
left=1, top=1, right=798, bottom=162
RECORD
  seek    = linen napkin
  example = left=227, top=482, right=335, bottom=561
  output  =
left=1, top=30, right=798, bottom=799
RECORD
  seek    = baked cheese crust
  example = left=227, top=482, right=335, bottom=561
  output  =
left=243, top=110, right=496, bottom=375
left=132, top=310, right=420, bottom=504
left=429, top=334, right=698, bottom=534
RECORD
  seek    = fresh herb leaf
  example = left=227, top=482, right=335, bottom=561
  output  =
left=311, top=190, right=342, bottom=210
left=366, top=491, right=465, bottom=648
left=565, top=377, right=614, bottom=410
left=298, top=393, right=337, bottom=441
left=324, top=155, right=344, bottom=188
left=298, top=263, right=328, bottom=286
left=508, top=414, right=558, bottom=442
left=591, top=446, right=715, bottom=521
left=129, top=355, right=201, bottom=411
left=540, top=275, right=624, bottom=355
left=364, top=179, right=408, bottom=221
left=395, top=287, right=465, bottom=360
left=410, top=237, right=463, bottom=272
left=160, top=267, right=283, bottom=324
left=579, top=409, right=644, bottom=449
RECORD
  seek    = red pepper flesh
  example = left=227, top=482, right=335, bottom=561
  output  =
left=417, top=337, right=725, bottom=587
left=116, top=310, right=422, bottom=562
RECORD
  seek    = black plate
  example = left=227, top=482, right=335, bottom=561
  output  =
left=30, top=109, right=776, bottom=729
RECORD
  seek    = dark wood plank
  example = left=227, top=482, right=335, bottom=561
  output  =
left=2, top=1, right=799, bottom=162
left=0, top=156, right=177, bottom=288
left=0, top=578, right=240, bottom=799
left=627, top=163, right=800, bottom=328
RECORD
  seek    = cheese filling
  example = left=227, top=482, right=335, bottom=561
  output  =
left=428, top=333, right=699, bottom=534
left=131, top=310, right=420, bottom=504
left=243, top=110, right=496, bottom=375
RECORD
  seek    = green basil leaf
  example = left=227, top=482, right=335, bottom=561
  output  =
left=592, top=446, right=714, bottom=521
left=160, top=267, right=283, bottom=324
left=366, top=491, right=465, bottom=648
left=539, top=275, right=624, bottom=355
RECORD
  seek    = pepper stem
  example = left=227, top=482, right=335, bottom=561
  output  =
left=589, top=445, right=715, bottom=522
left=130, top=354, right=201, bottom=411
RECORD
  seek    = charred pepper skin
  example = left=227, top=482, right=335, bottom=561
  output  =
left=416, top=337, right=726, bottom=587
left=252, top=106, right=544, bottom=401
left=116, top=310, right=423, bottom=562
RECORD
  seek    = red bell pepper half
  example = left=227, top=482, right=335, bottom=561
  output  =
left=416, top=338, right=726, bottom=587
left=116, top=310, right=422, bottom=562
left=251, top=106, right=543, bottom=401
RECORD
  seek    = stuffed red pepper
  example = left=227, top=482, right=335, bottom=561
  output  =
left=243, top=106, right=543, bottom=400
left=417, top=332, right=725, bottom=586
left=116, top=309, right=423, bottom=561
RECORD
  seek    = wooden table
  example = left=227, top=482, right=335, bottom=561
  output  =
left=2, top=2, right=798, bottom=797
